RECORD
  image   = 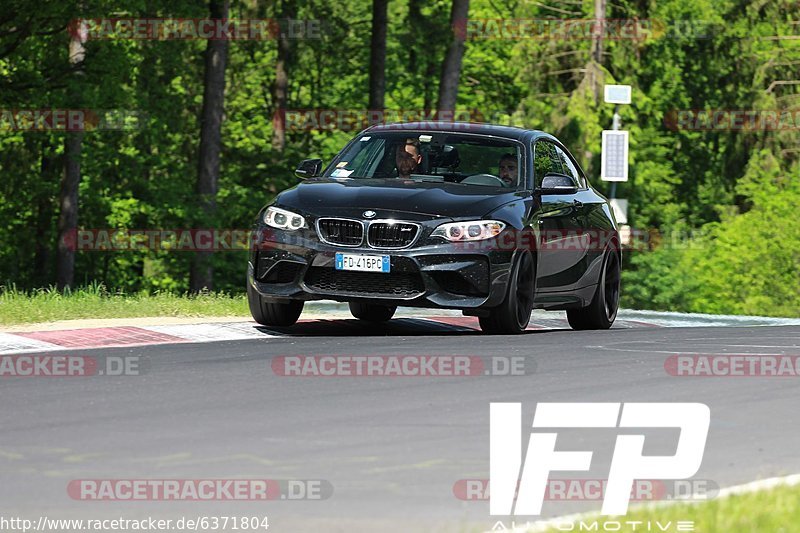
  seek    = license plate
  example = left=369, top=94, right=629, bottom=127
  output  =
left=335, top=253, right=390, bottom=273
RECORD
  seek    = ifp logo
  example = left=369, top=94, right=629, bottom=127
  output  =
left=490, top=402, right=710, bottom=516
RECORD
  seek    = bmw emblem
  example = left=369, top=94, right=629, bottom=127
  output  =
left=363, top=210, right=377, bottom=219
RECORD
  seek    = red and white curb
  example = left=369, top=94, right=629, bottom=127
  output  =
left=0, top=323, right=271, bottom=354
left=0, top=316, right=662, bottom=355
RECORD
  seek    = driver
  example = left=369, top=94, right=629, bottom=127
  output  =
left=396, top=138, right=422, bottom=179
left=498, top=153, right=518, bottom=186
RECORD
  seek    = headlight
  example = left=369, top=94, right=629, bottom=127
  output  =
left=431, top=220, right=506, bottom=242
left=263, top=206, right=307, bottom=230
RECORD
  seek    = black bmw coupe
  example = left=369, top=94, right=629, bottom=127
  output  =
left=248, top=122, right=620, bottom=334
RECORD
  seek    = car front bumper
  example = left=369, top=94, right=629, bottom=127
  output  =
left=247, top=227, right=516, bottom=310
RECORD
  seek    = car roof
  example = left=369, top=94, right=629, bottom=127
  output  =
left=364, top=121, right=558, bottom=143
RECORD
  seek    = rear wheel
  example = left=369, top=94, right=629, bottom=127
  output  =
left=349, top=301, right=397, bottom=322
left=479, top=252, right=535, bottom=334
left=566, top=249, right=620, bottom=330
left=248, top=283, right=304, bottom=327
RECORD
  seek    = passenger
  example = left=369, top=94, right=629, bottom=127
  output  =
left=396, top=139, right=422, bottom=179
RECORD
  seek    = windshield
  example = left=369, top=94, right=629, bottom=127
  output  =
left=323, top=132, right=523, bottom=190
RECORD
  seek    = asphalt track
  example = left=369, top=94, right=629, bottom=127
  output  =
left=2, top=317, right=800, bottom=532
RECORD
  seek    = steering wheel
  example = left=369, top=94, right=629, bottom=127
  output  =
left=460, top=173, right=506, bottom=187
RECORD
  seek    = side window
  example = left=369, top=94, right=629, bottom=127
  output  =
left=533, top=141, right=563, bottom=186
left=555, top=146, right=581, bottom=188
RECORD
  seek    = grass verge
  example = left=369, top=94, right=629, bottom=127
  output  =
left=0, top=284, right=249, bottom=325
left=536, top=482, right=800, bottom=532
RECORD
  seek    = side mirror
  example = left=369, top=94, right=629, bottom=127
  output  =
left=295, top=158, right=323, bottom=179
left=538, top=172, right=578, bottom=194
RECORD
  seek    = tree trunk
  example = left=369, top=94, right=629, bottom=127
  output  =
left=368, top=0, right=388, bottom=119
left=35, top=140, right=54, bottom=285
left=407, top=0, right=437, bottom=111
left=407, top=0, right=421, bottom=74
left=591, top=0, right=606, bottom=64
left=271, top=1, right=297, bottom=154
left=587, top=0, right=607, bottom=102
left=56, top=19, right=86, bottom=290
left=436, top=0, right=470, bottom=116
left=190, top=0, right=230, bottom=292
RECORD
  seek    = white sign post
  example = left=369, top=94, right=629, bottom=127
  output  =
left=602, top=84, right=632, bottom=239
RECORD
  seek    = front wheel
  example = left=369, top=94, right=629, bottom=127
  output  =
left=566, top=249, right=620, bottom=330
left=479, top=252, right=535, bottom=334
left=248, top=283, right=304, bottom=327
left=349, top=302, right=397, bottom=322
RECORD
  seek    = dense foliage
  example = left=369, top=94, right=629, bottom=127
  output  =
left=1, top=0, right=798, bottom=315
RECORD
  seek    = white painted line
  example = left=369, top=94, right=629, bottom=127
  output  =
left=487, top=473, right=800, bottom=532
left=617, top=309, right=800, bottom=328
left=142, top=322, right=277, bottom=342
left=0, top=332, right=62, bottom=354
left=715, top=473, right=800, bottom=497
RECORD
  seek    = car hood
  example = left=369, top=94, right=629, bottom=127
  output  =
left=274, top=178, right=523, bottom=220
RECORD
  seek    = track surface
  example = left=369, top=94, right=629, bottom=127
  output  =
left=2, top=319, right=800, bottom=532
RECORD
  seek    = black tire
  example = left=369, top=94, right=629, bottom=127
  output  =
left=479, top=251, right=535, bottom=334
left=248, top=283, right=304, bottom=326
left=348, top=301, right=397, bottom=322
left=567, top=248, right=620, bottom=330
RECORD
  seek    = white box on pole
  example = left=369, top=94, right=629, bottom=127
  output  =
left=601, top=130, right=629, bottom=182
left=604, top=84, right=632, bottom=104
